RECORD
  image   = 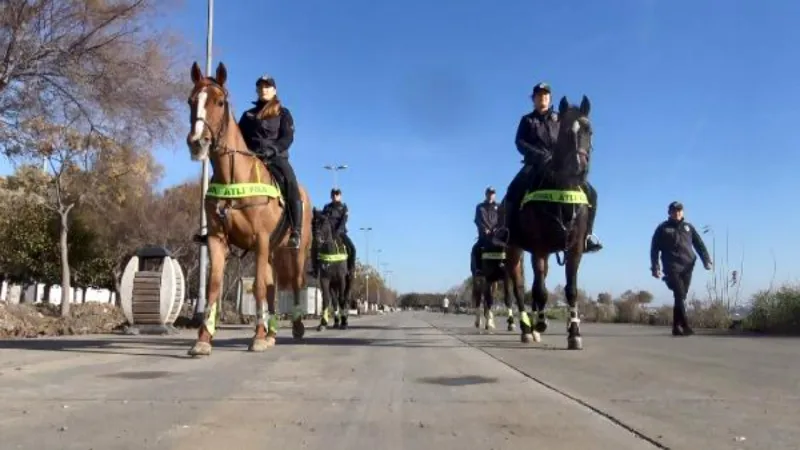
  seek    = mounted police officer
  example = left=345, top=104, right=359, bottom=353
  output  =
left=501, top=82, right=602, bottom=253
left=321, top=188, right=356, bottom=286
left=238, top=74, right=303, bottom=248
left=650, top=201, right=713, bottom=336
left=471, top=186, right=500, bottom=275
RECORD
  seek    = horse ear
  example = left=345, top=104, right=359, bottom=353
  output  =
left=215, top=62, right=228, bottom=86
left=191, top=62, right=202, bottom=84
left=579, top=95, right=591, bottom=116
left=558, top=96, right=569, bottom=115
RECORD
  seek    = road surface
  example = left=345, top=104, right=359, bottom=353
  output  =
left=0, top=312, right=798, bottom=450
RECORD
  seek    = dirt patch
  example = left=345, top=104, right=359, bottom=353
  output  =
left=0, top=302, right=127, bottom=338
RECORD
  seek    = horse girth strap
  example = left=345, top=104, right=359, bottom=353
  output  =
left=206, top=182, right=282, bottom=199
left=318, top=253, right=348, bottom=262
left=520, top=189, right=590, bottom=209
left=481, top=252, right=506, bottom=260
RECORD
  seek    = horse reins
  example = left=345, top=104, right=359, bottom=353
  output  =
left=189, top=80, right=275, bottom=256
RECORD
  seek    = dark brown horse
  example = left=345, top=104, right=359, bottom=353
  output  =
left=503, top=95, right=594, bottom=350
left=471, top=240, right=524, bottom=332
left=311, top=208, right=350, bottom=331
left=185, top=62, right=313, bottom=356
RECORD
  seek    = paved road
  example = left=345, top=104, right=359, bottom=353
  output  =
left=0, top=312, right=797, bottom=450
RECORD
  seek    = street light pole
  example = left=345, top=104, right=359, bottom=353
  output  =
left=375, top=249, right=382, bottom=306
left=323, top=164, right=348, bottom=188
left=359, top=227, right=372, bottom=307
left=195, top=0, right=214, bottom=319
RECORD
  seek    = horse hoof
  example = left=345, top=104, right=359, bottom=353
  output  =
left=188, top=341, right=212, bottom=357
left=521, top=333, right=534, bottom=343
left=568, top=336, right=583, bottom=350
left=248, top=337, right=275, bottom=352
left=292, top=320, right=305, bottom=339
left=507, top=323, right=515, bottom=332
left=317, top=325, right=326, bottom=332
left=532, top=331, right=542, bottom=343
left=534, top=321, right=548, bottom=333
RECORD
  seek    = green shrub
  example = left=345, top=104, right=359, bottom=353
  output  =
left=744, top=284, right=800, bottom=334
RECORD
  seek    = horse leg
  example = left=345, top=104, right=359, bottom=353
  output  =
left=483, top=279, right=495, bottom=332
left=290, top=248, right=306, bottom=340
left=472, top=277, right=482, bottom=329
left=332, top=297, right=341, bottom=329
left=249, top=237, right=277, bottom=352
left=338, top=273, right=350, bottom=330
left=502, top=272, right=515, bottom=331
left=531, top=252, right=549, bottom=342
left=317, top=276, right=331, bottom=331
left=332, top=272, right=341, bottom=329
left=188, top=236, right=228, bottom=356
left=565, top=250, right=584, bottom=350
left=506, top=246, right=532, bottom=342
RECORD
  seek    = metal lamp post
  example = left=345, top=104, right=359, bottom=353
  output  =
left=323, top=164, right=348, bottom=188
left=359, top=227, right=372, bottom=307
left=195, top=0, right=214, bottom=319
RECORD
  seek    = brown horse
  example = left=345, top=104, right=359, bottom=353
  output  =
left=503, top=95, right=594, bottom=350
left=185, top=62, right=313, bottom=356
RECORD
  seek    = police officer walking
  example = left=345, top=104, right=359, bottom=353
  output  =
left=471, top=186, right=500, bottom=275
left=650, top=201, right=713, bottom=336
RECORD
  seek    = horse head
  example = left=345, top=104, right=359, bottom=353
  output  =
left=552, top=95, right=593, bottom=186
left=186, top=61, right=232, bottom=161
left=312, top=207, right=339, bottom=253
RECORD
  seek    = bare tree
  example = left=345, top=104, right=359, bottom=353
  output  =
left=0, top=0, right=186, bottom=154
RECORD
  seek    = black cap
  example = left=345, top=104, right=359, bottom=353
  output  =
left=532, top=82, right=551, bottom=96
left=668, top=201, right=684, bottom=211
left=256, top=74, right=276, bottom=87
left=331, top=188, right=341, bottom=196
left=485, top=186, right=496, bottom=194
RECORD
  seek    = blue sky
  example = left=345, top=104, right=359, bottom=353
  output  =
left=4, top=0, right=799, bottom=303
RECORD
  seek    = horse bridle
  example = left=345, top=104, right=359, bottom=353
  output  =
left=189, top=80, right=260, bottom=183
left=188, top=79, right=272, bottom=247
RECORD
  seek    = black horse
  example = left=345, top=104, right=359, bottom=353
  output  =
left=502, top=95, right=594, bottom=350
left=311, top=208, right=351, bottom=331
left=471, top=240, right=523, bottom=332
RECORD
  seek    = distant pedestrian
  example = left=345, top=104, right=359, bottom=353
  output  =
left=650, top=201, right=712, bottom=336
left=442, top=296, right=450, bottom=315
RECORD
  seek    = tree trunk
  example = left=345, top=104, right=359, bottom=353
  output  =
left=113, top=274, right=122, bottom=307
left=59, top=212, right=71, bottom=317
left=81, top=287, right=87, bottom=303
left=43, top=284, right=52, bottom=304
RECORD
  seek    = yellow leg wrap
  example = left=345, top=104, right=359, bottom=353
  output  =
left=520, top=311, right=532, bottom=328
left=203, top=302, right=218, bottom=336
left=267, top=315, right=280, bottom=335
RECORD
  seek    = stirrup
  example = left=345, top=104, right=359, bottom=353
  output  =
left=287, top=232, right=301, bottom=248
left=584, top=235, right=603, bottom=253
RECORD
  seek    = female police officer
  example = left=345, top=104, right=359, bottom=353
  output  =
left=238, top=74, right=302, bottom=248
left=501, top=82, right=602, bottom=253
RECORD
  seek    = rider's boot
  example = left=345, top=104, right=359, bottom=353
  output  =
left=288, top=200, right=303, bottom=249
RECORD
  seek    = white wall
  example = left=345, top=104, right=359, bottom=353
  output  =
left=0, top=281, right=115, bottom=305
